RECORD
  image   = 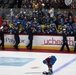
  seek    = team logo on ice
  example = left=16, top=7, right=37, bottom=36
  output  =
left=0, top=57, right=35, bottom=66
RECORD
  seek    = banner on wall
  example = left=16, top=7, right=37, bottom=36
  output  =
left=4, top=35, right=74, bottom=49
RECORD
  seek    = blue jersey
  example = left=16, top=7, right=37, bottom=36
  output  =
left=50, top=56, right=57, bottom=65
left=43, top=56, right=57, bottom=66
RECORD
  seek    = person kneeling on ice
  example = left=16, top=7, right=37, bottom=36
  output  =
left=43, top=55, right=57, bottom=74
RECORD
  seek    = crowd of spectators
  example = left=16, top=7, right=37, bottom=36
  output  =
left=0, top=0, right=76, bottom=35
left=0, top=0, right=76, bottom=9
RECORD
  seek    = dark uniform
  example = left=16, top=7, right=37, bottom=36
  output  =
left=26, top=27, right=34, bottom=50
left=0, top=27, right=5, bottom=50
left=60, top=29, right=70, bottom=52
left=74, top=31, right=76, bottom=52
left=12, top=26, right=20, bottom=50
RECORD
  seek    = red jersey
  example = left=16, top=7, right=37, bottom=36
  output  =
left=45, top=57, right=52, bottom=67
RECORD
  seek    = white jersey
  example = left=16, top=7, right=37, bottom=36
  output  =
left=49, top=8, right=54, bottom=18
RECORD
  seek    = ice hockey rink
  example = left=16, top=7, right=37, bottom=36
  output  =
left=0, top=50, right=76, bottom=75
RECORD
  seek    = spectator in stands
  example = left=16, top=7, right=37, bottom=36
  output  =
left=31, top=17, right=39, bottom=26
left=38, top=9, right=45, bottom=24
left=49, top=7, right=54, bottom=19
left=26, top=21, right=32, bottom=28
left=21, top=21, right=30, bottom=34
left=52, top=16, right=59, bottom=29
left=59, top=0, right=66, bottom=9
left=24, top=0, right=33, bottom=9
left=36, top=25, right=42, bottom=34
left=21, top=16, right=27, bottom=27
left=2, top=21, right=9, bottom=34
left=50, top=23, right=57, bottom=34
left=19, top=8, right=26, bottom=20
left=72, top=17, right=76, bottom=32
left=46, top=15, right=50, bottom=24
left=57, top=25, right=62, bottom=34
left=64, top=18, right=70, bottom=26
left=20, top=21, right=31, bottom=34
left=60, top=28, right=70, bottom=52
left=17, top=0, right=22, bottom=8
left=31, top=17, right=37, bottom=24
left=66, top=25, right=73, bottom=35
left=68, top=15, right=74, bottom=25
left=44, top=0, right=50, bottom=9
left=19, top=27, right=27, bottom=34
left=8, top=0, right=15, bottom=8
left=56, top=11, right=65, bottom=26
left=3, top=0, right=9, bottom=8
left=10, top=9, right=14, bottom=23
left=62, top=10, right=67, bottom=18
left=68, top=10, right=73, bottom=18
left=71, top=1, right=76, bottom=9
left=43, top=25, right=50, bottom=34
left=59, top=16, right=64, bottom=26
left=13, top=15, right=21, bottom=28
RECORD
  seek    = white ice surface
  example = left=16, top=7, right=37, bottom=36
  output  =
left=0, top=51, right=76, bottom=75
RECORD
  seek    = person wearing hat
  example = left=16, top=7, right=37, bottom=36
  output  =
left=43, top=56, right=57, bottom=74
left=0, top=26, right=5, bottom=50
left=60, top=28, right=70, bottom=52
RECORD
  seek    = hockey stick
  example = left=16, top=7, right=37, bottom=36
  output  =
left=25, top=72, right=42, bottom=74
left=24, top=72, right=53, bottom=75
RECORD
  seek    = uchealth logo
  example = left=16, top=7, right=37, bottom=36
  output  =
left=42, top=37, right=74, bottom=46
